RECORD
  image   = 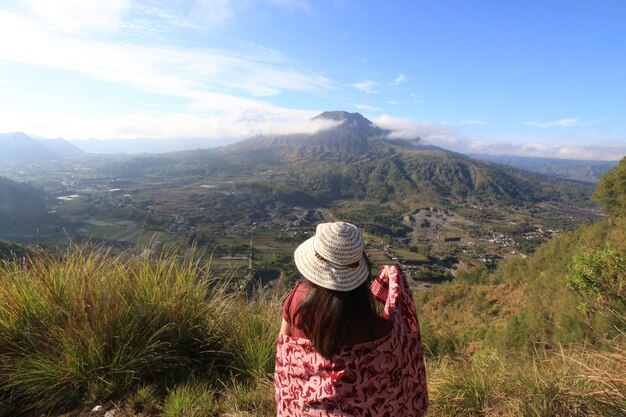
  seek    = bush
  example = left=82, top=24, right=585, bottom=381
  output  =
left=0, top=248, right=231, bottom=414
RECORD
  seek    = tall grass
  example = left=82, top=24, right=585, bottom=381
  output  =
left=426, top=345, right=626, bottom=416
left=1, top=248, right=624, bottom=416
left=0, top=247, right=232, bottom=414
left=227, top=290, right=282, bottom=383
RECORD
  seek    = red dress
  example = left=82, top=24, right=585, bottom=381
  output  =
left=275, top=265, right=429, bottom=417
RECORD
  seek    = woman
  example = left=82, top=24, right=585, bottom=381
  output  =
left=275, top=221, right=428, bottom=417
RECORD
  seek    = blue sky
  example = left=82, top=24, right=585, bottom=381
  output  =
left=0, top=0, right=625, bottom=160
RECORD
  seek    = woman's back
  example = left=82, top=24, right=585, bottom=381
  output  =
left=275, top=265, right=429, bottom=417
left=282, top=281, right=393, bottom=347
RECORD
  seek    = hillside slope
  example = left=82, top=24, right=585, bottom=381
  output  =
left=0, top=177, right=49, bottom=230
left=416, top=157, right=626, bottom=351
left=120, top=111, right=595, bottom=207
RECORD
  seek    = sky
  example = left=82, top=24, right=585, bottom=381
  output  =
left=1, top=0, right=625, bottom=160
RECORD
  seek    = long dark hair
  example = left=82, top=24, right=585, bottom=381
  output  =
left=294, top=260, right=377, bottom=357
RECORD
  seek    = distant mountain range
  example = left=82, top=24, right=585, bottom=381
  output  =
left=467, top=153, right=618, bottom=183
left=0, top=132, right=83, bottom=162
left=219, top=111, right=594, bottom=205
left=67, top=137, right=236, bottom=154
left=107, top=111, right=595, bottom=207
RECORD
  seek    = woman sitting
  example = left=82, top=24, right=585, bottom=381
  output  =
left=275, top=221, right=428, bottom=417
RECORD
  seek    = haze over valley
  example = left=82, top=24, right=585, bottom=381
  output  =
left=0, top=111, right=605, bottom=288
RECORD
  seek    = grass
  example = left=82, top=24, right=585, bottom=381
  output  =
left=161, top=382, right=217, bottom=417
left=0, top=248, right=623, bottom=416
left=426, top=346, right=626, bottom=416
left=0, top=247, right=232, bottom=415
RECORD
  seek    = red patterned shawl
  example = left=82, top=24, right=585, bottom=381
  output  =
left=274, top=265, right=428, bottom=417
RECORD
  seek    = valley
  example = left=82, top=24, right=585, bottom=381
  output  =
left=0, top=144, right=602, bottom=291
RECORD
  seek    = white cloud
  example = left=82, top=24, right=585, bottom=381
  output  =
left=0, top=9, right=333, bottom=104
left=351, top=79, right=378, bottom=94
left=375, top=115, right=462, bottom=144
left=0, top=107, right=338, bottom=140
left=525, top=118, right=579, bottom=128
left=355, top=104, right=382, bottom=111
left=373, top=114, right=625, bottom=161
left=390, top=73, right=406, bottom=86
left=0, top=7, right=339, bottom=140
left=22, top=0, right=131, bottom=34
left=467, top=140, right=626, bottom=161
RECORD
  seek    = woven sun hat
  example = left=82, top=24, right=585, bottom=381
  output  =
left=294, top=221, right=369, bottom=292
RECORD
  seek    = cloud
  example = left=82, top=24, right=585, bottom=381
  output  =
left=351, top=79, right=378, bottom=94
left=0, top=107, right=338, bottom=140
left=0, top=9, right=333, bottom=103
left=375, top=115, right=463, bottom=144
left=0, top=7, right=339, bottom=140
left=467, top=140, right=626, bottom=161
left=355, top=104, right=382, bottom=112
left=373, top=115, right=625, bottom=161
left=387, top=100, right=403, bottom=105
left=460, top=120, right=487, bottom=125
left=390, top=73, right=407, bottom=86
left=525, top=118, right=579, bottom=128
left=22, top=0, right=131, bottom=34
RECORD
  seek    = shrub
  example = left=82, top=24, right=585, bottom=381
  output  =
left=0, top=248, right=231, bottom=414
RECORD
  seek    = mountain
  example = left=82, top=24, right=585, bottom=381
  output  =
left=227, top=111, right=395, bottom=162
left=467, top=153, right=618, bottom=183
left=106, top=111, right=595, bottom=207
left=222, top=112, right=593, bottom=205
left=37, top=137, right=84, bottom=157
left=0, top=132, right=83, bottom=161
left=69, top=137, right=236, bottom=154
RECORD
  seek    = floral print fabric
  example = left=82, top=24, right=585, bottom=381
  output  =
left=275, top=265, right=428, bottom=416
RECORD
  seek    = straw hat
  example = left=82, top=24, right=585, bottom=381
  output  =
left=294, top=221, right=369, bottom=291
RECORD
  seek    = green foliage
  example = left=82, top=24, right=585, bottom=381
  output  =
left=455, top=265, right=490, bottom=284
left=332, top=202, right=407, bottom=237
left=568, top=247, right=626, bottom=320
left=161, top=382, right=216, bottom=417
left=126, top=384, right=160, bottom=415
left=593, top=157, right=626, bottom=216
left=0, top=248, right=231, bottom=414
left=218, top=379, right=276, bottom=417
left=228, top=293, right=282, bottom=382
left=0, top=240, right=33, bottom=260
left=427, top=348, right=625, bottom=417
left=413, top=265, right=454, bottom=283
left=0, top=177, right=49, bottom=229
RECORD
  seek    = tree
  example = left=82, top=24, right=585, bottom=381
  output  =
left=593, top=157, right=626, bottom=216
left=567, top=247, right=625, bottom=321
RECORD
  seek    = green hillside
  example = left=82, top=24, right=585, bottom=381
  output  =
left=417, top=157, right=626, bottom=353
left=0, top=240, right=31, bottom=260
left=102, top=112, right=595, bottom=209
left=0, top=177, right=49, bottom=230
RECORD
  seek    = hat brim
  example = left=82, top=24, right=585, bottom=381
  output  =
left=294, top=236, right=369, bottom=292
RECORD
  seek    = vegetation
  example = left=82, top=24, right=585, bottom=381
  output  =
left=0, top=247, right=278, bottom=416
left=0, top=176, right=49, bottom=230
left=0, top=157, right=622, bottom=416
left=0, top=240, right=32, bottom=260
left=415, top=157, right=626, bottom=415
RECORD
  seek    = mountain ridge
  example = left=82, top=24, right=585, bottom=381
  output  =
left=0, top=132, right=84, bottom=161
left=189, top=111, right=595, bottom=206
